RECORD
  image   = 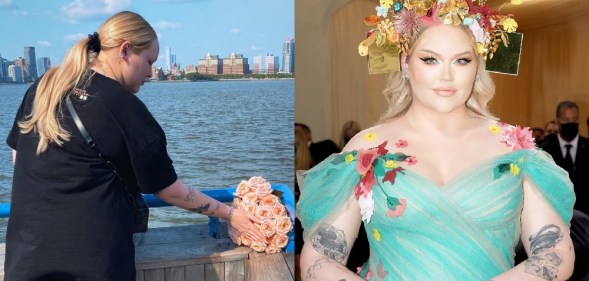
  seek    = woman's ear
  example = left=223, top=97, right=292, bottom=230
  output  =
left=119, top=41, right=132, bottom=59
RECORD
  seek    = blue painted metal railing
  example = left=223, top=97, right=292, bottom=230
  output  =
left=0, top=184, right=295, bottom=253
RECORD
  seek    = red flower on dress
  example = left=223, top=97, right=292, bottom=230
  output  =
left=501, top=125, right=536, bottom=150
left=354, top=168, right=375, bottom=199
left=356, top=148, right=379, bottom=176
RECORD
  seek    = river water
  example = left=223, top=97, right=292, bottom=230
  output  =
left=0, top=79, right=294, bottom=241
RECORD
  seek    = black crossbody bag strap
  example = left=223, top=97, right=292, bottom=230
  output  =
left=65, top=96, right=149, bottom=233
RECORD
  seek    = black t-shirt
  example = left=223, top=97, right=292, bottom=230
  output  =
left=5, top=71, right=178, bottom=280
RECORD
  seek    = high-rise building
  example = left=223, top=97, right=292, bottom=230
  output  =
left=198, top=53, right=222, bottom=75
left=14, top=57, right=26, bottom=82
left=8, top=64, right=23, bottom=83
left=37, top=57, right=51, bottom=77
left=265, top=54, right=279, bottom=74
left=24, top=46, right=38, bottom=82
left=0, top=53, right=4, bottom=81
left=222, top=52, right=249, bottom=75
left=281, top=38, right=295, bottom=73
left=253, top=55, right=263, bottom=74
left=165, top=47, right=172, bottom=71
left=1, top=57, right=10, bottom=82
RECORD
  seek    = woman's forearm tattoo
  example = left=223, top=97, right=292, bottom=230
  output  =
left=524, top=224, right=563, bottom=281
left=310, top=224, right=348, bottom=263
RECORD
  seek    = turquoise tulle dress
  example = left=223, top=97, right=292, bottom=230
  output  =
left=297, top=124, right=575, bottom=281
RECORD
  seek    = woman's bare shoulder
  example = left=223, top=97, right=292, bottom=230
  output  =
left=341, top=121, right=404, bottom=153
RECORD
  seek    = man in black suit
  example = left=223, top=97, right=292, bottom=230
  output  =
left=295, top=123, right=340, bottom=164
left=541, top=101, right=589, bottom=215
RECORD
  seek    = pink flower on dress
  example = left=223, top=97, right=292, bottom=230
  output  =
left=356, top=148, right=379, bottom=176
left=386, top=198, right=407, bottom=218
left=405, top=155, right=418, bottom=165
left=501, top=125, right=536, bottom=150
left=395, top=139, right=408, bottom=148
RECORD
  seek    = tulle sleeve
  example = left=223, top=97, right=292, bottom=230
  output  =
left=522, top=149, right=576, bottom=226
left=296, top=153, right=360, bottom=241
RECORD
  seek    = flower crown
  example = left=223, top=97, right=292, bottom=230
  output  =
left=359, top=0, right=519, bottom=70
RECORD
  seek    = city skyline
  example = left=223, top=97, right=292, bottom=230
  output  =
left=0, top=0, right=293, bottom=70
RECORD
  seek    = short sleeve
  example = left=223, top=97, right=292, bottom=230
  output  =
left=296, top=153, right=360, bottom=241
left=6, top=84, right=36, bottom=149
left=522, top=149, right=576, bottom=226
left=131, top=139, right=178, bottom=194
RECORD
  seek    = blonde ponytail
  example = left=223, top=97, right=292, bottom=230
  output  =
left=18, top=11, right=156, bottom=155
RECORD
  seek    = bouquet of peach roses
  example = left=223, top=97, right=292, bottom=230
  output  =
left=228, top=176, right=292, bottom=253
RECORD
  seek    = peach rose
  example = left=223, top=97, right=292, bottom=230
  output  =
left=270, top=233, right=289, bottom=249
left=265, top=246, right=281, bottom=254
left=272, top=203, right=287, bottom=217
left=258, top=219, right=277, bottom=238
left=243, top=203, right=257, bottom=215
left=255, top=182, right=273, bottom=198
left=248, top=176, right=266, bottom=186
left=255, top=205, right=274, bottom=220
left=241, top=235, right=252, bottom=246
left=250, top=240, right=267, bottom=252
left=276, top=216, right=293, bottom=234
left=259, top=194, right=279, bottom=207
left=242, top=192, right=259, bottom=205
left=232, top=198, right=244, bottom=209
left=234, top=180, right=250, bottom=197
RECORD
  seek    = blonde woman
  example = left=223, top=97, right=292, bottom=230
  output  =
left=6, top=11, right=263, bottom=280
left=297, top=1, right=575, bottom=280
left=339, top=120, right=362, bottom=150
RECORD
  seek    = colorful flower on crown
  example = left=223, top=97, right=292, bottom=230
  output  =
left=359, top=0, right=518, bottom=61
left=500, top=125, right=536, bottom=151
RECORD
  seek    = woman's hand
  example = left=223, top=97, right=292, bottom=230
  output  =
left=227, top=208, right=266, bottom=243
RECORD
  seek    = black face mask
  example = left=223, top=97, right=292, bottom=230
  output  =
left=560, top=122, right=579, bottom=141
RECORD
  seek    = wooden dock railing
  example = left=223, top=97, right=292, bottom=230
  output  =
left=0, top=184, right=295, bottom=281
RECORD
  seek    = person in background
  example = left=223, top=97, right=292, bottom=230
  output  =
left=295, top=122, right=340, bottom=164
left=545, top=120, right=559, bottom=138
left=531, top=127, right=544, bottom=145
left=541, top=101, right=589, bottom=215
left=297, top=1, right=575, bottom=280
left=339, top=120, right=362, bottom=149
left=294, top=126, right=315, bottom=281
left=5, top=11, right=263, bottom=280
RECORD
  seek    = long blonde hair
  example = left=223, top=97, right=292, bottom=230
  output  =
left=379, top=25, right=496, bottom=123
left=19, top=11, right=157, bottom=155
left=295, top=127, right=314, bottom=171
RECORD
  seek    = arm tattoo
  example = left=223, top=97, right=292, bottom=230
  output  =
left=184, top=188, right=197, bottom=202
left=310, top=224, right=348, bottom=263
left=190, top=203, right=210, bottom=213
left=305, top=257, right=345, bottom=280
left=524, top=224, right=563, bottom=281
left=529, top=224, right=562, bottom=254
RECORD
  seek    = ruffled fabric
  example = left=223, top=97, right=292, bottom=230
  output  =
left=296, top=147, right=574, bottom=280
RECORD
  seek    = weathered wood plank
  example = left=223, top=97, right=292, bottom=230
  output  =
left=165, top=266, right=185, bottom=281
left=205, top=262, right=225, bottom=281
left=224, top=260, right=245, bottom=281
left=143, top=268, right=165, bottom=281
left=135, top=224, right=252, bottom=271
left=136, top=270, right=145, bottom=281
left=247, top=251, right=294, bottom=281
left=185, top=264, right=205, bottom=280
left=284, top=253, right=295, bottom=278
